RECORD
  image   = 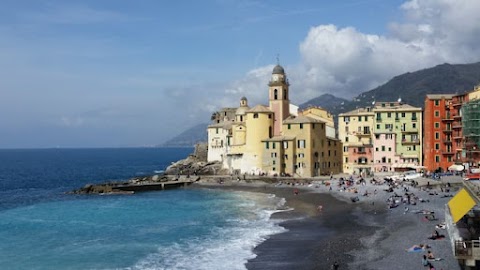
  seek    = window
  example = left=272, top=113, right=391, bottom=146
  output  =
left=300, top=123, right=303, bottom=129
left=359, top=116, right=362, bottom=122
left=435, top=143, right=440, bottom=150
left=283, top=89, right=287, bottom=99
left=253, top=113, right=258, bottom=119
left=412, top=112, right=417, bottom=120
left=266, top=142, right=269, bottom=149
left=386, top=134, right=393, bottom=139
left=274, top=89, right=278, bottom=100
left=376, top=113, right=382, bottom=120
left=434, top=100, right=439, bottom=106
left=297, top=140, right=306, bottom=148
left=284, top=154, right=288, bottom=159
left=376, top=124, right=380, bottom=129
left=434, top=122, right=440, bottom=128
left=435, top=132, right=440, bottom=140
left=312, top=123, right=315, bottom=129
left=401, top=112, right=406, bottom=117
left=345, top=136, right=349, bottom=142
left=271, top=152, right=277, bottom=158
left=288, top=124, right=291, bottom=129
left=365, top=116, right=368, bottom=121
left=375, top=134, right=380, bottom=139
left=435, top=155, right=440, bottom=163
left=283, top=141, right=288, bottom=149
left=344, top=116, right=350, bottom=122
left=434, top=110, right=440, bottom=117
left=387, top=112, right=392, bottom=118
left=345, top=126, right=349, bottom=132
left=343, top=146, right=348, bottom=152
left=216, top=128, right=219, bottom=134
left=268, top=114, right=272, bottom=119
left=385, top=124, right=393, bottom=130
left=272, top=142, right=276, bottom=149
left=381, top=146, right=385, bottom=151
left=413, top=123, right=416, bottom=128
left=388, top=147, right=392, bottom=151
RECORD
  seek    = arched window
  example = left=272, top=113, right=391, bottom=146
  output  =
left=274, top=89, right=278, bottom=100
left=284, top=89, right=287, bottom=99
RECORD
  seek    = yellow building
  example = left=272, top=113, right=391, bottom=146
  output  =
left=207, top=64, right=342, bottom=177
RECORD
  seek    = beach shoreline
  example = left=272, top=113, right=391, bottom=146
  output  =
left=193, top=175, right=463, bottom=270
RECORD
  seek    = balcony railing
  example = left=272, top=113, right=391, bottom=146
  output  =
left=443, top=129, right=452, bottom=133
left=401, top=139, right=420, bottom=145
left=401, top=128, right=418, bottom=133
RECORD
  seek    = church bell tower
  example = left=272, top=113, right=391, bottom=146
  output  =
left=268, top=63, right=290, bottom=136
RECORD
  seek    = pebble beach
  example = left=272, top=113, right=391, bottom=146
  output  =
left=195, top=174, right=465, bottom=270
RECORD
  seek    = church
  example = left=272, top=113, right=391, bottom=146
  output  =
left=207, top=64, right=343, bottom=177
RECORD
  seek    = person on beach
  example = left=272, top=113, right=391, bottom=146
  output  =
left=422, top=255, right=433, bottom=268
left=331, top=261, right=339, bottom=270
left=427, top=250, right=435, bottom=259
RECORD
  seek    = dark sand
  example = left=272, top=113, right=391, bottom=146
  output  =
left=194, top=183, right=385, bottom=270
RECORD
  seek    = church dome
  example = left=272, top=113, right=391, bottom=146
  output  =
left=272, top=64, right=285, bottom=74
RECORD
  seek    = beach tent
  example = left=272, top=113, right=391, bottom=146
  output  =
left=448, top=188, right=476, bottom=223
left=448, top=164, right=465, bottom=172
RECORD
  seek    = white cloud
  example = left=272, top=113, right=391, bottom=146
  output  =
left=232, top=0, right=480, bottom=104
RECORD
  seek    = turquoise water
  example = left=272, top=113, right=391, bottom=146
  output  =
left=0, top=148, right=286, bottom=270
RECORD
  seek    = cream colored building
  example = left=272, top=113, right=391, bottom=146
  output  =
left=207, top=65, right=342, bottom=177
left=338, top=107, right=375, bottom=174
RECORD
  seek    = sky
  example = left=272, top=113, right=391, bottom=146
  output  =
left=2, top=0, right=480, bottom=148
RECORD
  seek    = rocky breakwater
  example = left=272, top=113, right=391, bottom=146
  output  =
left=164, top=143, right=225, bottom=176
left=68, top=174, right=199, bottom=195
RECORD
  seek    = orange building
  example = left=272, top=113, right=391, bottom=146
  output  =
left=424, top=94, right=455, bottom=172
left=451, top=92, right=469, bottom=165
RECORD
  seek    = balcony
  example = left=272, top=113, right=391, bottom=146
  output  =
left=402, top=128, right=418, bottom=134
left=401, top=139, right=420, bottom=145
left=355, top=131, right=371, bottom=137
left=444, top=139, right=452, bottom=144
left=442, top=117, right=454, bottom=122
left=454, top=115, right=462, bottom=119
left=442, top=150, right=455, bottom=155
left=453, top=124, right=462, bottom=129
left=443, top=129, right=453, bottom=133
left=452, top=101, right=464, bottom=107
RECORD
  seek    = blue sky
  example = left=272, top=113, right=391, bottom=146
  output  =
left=1, top=0, right=479, bottom=148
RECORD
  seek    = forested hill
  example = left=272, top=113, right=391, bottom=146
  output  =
left=301, top=62, right=480, bottom=116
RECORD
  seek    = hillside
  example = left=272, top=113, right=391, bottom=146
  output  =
left=301, top=62, right=480, bottom=116
left=163, top=62, right=480, bottom=147
left=161, top=123, right=208, bottom=147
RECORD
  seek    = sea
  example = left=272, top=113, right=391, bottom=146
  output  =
left=0, top=148, right=287, bottom=270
